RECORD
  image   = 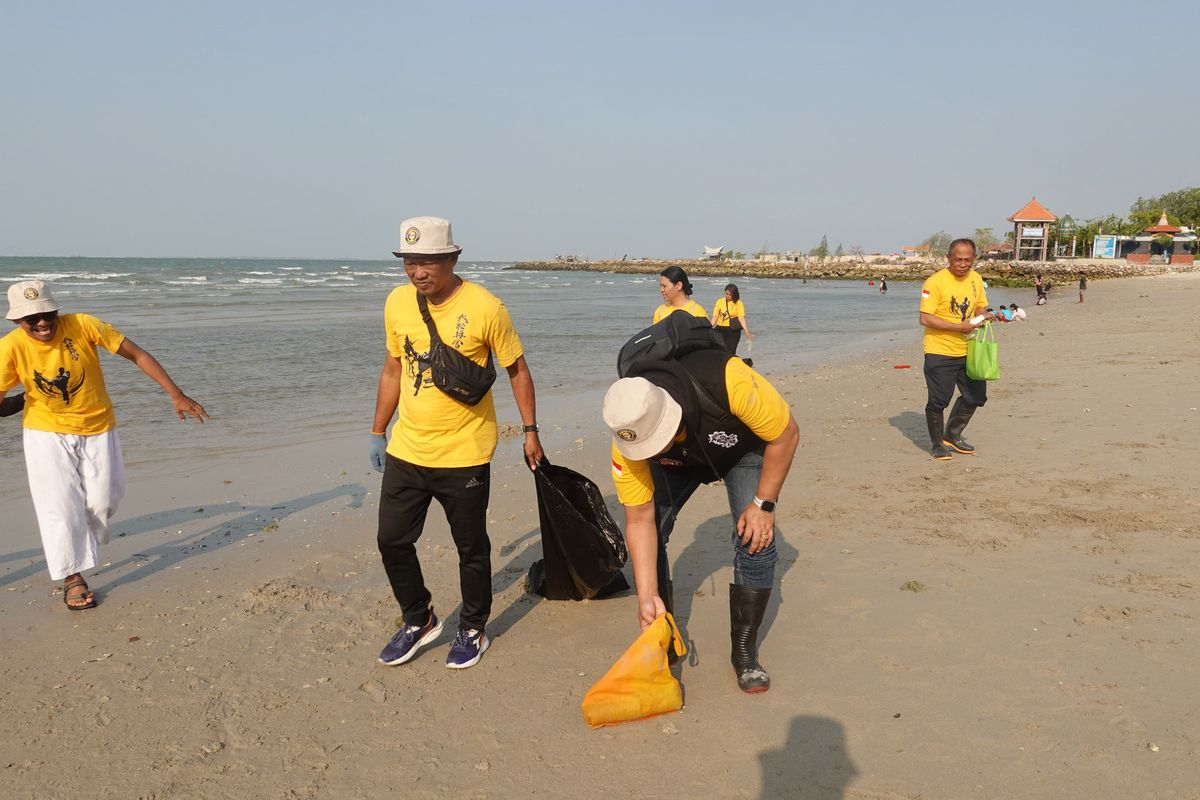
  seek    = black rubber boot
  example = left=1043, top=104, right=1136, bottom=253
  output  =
left=925, top=409, right=953, bottom=460
left=943, top=399, right=977, bottom=455
left=729, top=584, right=771, bottom=693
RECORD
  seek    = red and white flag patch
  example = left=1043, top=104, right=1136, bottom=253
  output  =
left=611, top=460, right=624, bottom=478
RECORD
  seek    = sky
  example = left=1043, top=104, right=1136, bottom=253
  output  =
left=1, top=1, right=1196, bottom=260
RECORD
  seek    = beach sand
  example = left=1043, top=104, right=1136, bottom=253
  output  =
left=2, top=273, right=1198, bottom=799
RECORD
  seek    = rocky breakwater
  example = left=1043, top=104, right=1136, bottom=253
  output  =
left=510, top=257, right=1185, bottom=286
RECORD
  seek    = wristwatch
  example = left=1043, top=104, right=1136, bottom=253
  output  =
left=752, top=496, right=776, bottom=513
left=522, top=424, right=539, bottom=433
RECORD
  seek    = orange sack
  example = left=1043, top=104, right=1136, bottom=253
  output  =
left=581, top=613, right=687, bottom=728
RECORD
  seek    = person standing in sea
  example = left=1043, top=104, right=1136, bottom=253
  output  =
left=918, top=239, right=992, bottom=461
left=0, top=280, right=208, bottom=610
left=370, top=216, right=543, bottom=670
left=652, top=265, right=708, bottom=323
left=710, top=283, right=754, bottom=355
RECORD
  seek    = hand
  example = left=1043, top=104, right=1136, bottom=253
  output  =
left=638, top=595, right=667, bottom=631
left=745, top=331, right=754, bottom=340
left=173, top=394, right=210, bottom=423
left=736, top=504, right=776, bottom=554
left=523, top=433, right=544, bottom=471
left=369, top=434, right=387, bottom=473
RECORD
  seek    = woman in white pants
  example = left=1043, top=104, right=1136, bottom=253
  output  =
left=1, top=280, right=208, bottom=610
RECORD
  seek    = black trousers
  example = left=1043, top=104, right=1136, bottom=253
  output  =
left=377, top=455, right=492, bottom=631
left=717, top=326, right=742, bottom=354
left=923, top=353, right=988, bottom=413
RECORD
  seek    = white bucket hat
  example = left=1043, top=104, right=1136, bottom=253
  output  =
left=602, top=377, right=683, bottom=461
left=6, top=280, right=62, bottom=321
left=393, top=216, right=464, bottom=257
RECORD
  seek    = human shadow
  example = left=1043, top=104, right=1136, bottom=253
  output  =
left=0, top=500, right=258, bottom=589
left=670, top=512, right=801, bottom=667
left=90, top=485, right=366, bottom=594
left=889, top=410, right=930, bottom=452
left=758, top=715, right=858, bottom=799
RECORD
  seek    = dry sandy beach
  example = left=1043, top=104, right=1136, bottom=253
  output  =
left=2, top=273, right=1198, bottom=799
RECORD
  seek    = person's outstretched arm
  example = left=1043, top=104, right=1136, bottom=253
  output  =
left=116, top=339, right=208, bottom=422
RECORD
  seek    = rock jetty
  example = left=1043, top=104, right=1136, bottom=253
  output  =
left=509, top=257, right=1182, bottom=285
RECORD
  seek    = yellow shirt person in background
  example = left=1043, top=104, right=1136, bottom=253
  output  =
left=370, top=216, right=543, bottom=671
left=0, top=280, right=208, bottom=610
left=710, top=282, right=754, bottom=355
left=918, top=239, right=993, bottom=461
left=651, top=265, right=709, bottom=323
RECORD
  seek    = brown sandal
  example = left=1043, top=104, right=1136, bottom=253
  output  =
left=63, top=576, right=97, bottom=610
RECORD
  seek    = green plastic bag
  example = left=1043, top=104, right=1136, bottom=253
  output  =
left=966, top=321, right=1000, bottom=380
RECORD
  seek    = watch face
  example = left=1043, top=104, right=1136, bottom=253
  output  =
left=760, top=500, right=776, bottom=512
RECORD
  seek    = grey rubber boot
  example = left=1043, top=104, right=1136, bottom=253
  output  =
left=925, top=409, right=953, bottom=460
left=942, top=399, right=977, bottom=454
left=729, top=584, right=772, bottom=693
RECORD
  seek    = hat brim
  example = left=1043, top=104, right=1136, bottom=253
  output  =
left=612, top=392, right=683, bottom=461
left=392, top=246, right=463, bottom=258
left=6, top=299, right=61, bottom=320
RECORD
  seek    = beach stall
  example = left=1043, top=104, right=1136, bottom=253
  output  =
left=1008, top=196, right=1057, bottom=261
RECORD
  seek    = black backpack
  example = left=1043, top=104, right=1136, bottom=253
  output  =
left=616, top=311, right=726, bottom=378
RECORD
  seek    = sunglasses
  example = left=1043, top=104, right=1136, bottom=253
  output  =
left=19, top=311, right=58, bottom=325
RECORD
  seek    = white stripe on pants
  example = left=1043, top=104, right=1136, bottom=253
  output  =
left=23, top=428, right=125, bottom=581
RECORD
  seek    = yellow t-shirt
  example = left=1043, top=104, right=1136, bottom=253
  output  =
left=384, top=280, right=524, bottom=468
left=652, top=300, right=708, bottom=324
left=920, top=268, right=988, bottom=357
left=610, top=357, right=791, bottom=506
left=0, top=313, right=125, bottom=434
left=712, top=298, right=746, bottom=328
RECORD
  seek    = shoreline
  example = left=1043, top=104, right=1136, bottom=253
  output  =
left=2, top=273, right=1199, bottom=799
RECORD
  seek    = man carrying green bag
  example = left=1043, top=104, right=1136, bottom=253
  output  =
left=918, top=239, right=993, bottom=461
left=966, top=321, right=1000, bottom=381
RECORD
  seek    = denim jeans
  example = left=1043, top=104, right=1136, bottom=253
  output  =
left=650, top=450, right=778, bottom=591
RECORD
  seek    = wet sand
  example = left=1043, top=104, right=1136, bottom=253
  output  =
left=1, top=272, right=1198, bottom=799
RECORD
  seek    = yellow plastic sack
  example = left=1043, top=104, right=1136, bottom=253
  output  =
left=581, top=613, right=687, bottom=728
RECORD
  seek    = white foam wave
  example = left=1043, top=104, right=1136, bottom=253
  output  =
left=236, top=278, right=284, bottom=285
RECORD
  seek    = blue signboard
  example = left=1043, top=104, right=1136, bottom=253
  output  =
left=1092, top=234, right=1118, bottom=259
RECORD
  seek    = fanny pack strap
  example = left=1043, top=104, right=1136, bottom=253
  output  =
left=415, top=292, right=443, bottom=344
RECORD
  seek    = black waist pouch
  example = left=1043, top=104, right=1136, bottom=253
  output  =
left=417, top=293, right=497, bottom=406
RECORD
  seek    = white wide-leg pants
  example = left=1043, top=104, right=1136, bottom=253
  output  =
left=23, top=428, right=125, bottom=581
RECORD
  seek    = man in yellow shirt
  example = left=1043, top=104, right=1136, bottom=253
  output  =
left=602, top=350, right=799, bottom=693
left=918, top=239, right=992, bottom=460
left=371, top=216, right=543, bottom=670
left=1, top=280, right=208, bottom=610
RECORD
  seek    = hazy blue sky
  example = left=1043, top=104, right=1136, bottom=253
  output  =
left=2, top=1, right=1195, bottom=260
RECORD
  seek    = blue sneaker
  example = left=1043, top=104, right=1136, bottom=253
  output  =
left=378, top=611, right=443, bottom=666
left=446, top=628, right=490, bottom=669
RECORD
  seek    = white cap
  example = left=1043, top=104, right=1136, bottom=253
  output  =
left=393, top=216, right=463, bottom=257
left=602, top=377, right=683, bottom=461
left=6, top=280, right=62, bottom=320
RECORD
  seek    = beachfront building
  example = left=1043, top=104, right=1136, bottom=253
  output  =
left=902, top=244, right=931, bottom=258
left=1121, top=212, right=1197, bottom=266
left=1008, top=197, right=1056, bottom=261
left=703, top=245, right=725, bottom=259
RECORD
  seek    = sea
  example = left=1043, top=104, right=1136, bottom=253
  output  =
left=0, top=257, right=1017, bottom=497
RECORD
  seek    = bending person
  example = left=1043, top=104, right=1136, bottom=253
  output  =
left=602, top=350, right=799, bottom=693
left=711, top=283, right=753, bottom=354
left=652, top=265, right=708, bottom=323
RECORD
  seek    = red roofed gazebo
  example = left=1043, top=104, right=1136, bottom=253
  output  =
left=1007, top=197, right=1057, bottom=261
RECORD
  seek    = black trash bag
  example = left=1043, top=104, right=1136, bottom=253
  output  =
left=0, top=392, right=24, bottom=418
left=526, top=459, right=630, bottom=601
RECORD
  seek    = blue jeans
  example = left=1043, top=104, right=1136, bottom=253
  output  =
left=649, top=450, right=778, bottom=591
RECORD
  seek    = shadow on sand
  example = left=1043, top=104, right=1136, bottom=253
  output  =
left=889, top=410, right=931, bottom=453
left=759, top=715, right=858, bottom=799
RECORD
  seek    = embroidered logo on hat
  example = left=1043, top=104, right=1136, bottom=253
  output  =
left=405, top=227, right=421, bottom=244
left=617, top=428, right=637, bottom=441
left=24, top=288, right=38, bottom=300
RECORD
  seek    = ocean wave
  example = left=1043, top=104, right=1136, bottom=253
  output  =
left=236, top=278, right=284, bottom=285
left=243, top=271, right=276, bottom=276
